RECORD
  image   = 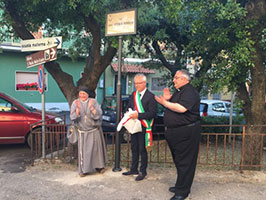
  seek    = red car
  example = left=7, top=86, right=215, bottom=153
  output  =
left=0, top=92, right=63, bottom=147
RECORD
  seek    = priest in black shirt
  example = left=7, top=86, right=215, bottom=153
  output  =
left=155, top=69, right=201, bottom=200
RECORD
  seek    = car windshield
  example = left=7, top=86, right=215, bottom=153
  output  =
left=4, top=93, right=37, bottom=112
left=102, top=98, right=117, bottom=111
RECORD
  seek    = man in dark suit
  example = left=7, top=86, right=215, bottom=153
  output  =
left=155, top=70, right=201, bottom=200
left=122, top=73, right=157, bottom=181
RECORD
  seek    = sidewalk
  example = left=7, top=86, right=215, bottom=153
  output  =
left=1, top=161, right=266, bottom=200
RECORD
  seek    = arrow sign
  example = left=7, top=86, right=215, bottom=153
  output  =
left=50, top=47, right=56, bottom=59
left=55, top=38, right=60, bottom=46
left=44, top=47, right=57, bottom=61
left=21, top=36, right=62, bottom=52
left=26, top=47, right=57, bottom=68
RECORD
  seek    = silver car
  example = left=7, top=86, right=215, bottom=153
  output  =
left=200, top=100, right=240, bottom=117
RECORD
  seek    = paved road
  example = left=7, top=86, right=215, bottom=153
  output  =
left=1, top=144, right=266, bottom=200
left=0, top=144, right=31, bottom=173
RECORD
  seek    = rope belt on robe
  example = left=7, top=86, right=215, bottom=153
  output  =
left=78, top=127, right=98, bottom=169
left=133, top=91, right=154, bottom=151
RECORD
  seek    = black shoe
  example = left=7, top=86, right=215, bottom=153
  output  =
left=96, top=168, right=105, bottom=174
left=170, top=194, right=185, bottom=200
left=122, top=171, right=139, bottom=176
left=135, top=172, right=146, bottom=181
left=79, top=173, right=86, bottom=177
left=169, top=186, right=175, bottom=193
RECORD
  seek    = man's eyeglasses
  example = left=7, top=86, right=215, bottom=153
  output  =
left=173, top=76, right=183, bottom=80
left=134, top=81, right=145, bottom=85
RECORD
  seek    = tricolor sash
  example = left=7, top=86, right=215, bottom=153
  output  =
left=133, top=91, right=154, bottom=150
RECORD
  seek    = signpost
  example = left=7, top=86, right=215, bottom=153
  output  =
left=106, top=8, right=137, bottom=172
left=37, top=65, right=46, bottom=158
left=26, top=47, right=57, bottom=68
left=21, top=36, right=62, bottom=52
left=25, top=44, right=59, bottom=159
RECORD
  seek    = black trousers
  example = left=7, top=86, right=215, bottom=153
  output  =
left=130, top=131, right=147, bottom=175
left=165, top=123, right=201, bottom=197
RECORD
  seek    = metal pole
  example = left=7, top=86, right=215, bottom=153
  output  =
left=113, top=36, right=122, bottom=172
left=229, top=92, right=234, bottom=144
left=41, top=66, right=46, bottom=158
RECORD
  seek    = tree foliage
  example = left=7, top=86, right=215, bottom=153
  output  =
left=0, top=0, right=138, bottom=104
left=133, top=0, right=265, bottom=169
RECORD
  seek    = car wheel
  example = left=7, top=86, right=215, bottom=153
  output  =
left=27, top=127, right=59, bottom=151
left=121, top=129, right=131, bottom=143
left=26, top=127, right=42, bottom=148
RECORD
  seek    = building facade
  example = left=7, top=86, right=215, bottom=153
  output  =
left=0, top=45, right=169, bottom=111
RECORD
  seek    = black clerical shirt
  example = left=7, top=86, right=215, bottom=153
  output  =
left=164, top=83, right=201, bottom=128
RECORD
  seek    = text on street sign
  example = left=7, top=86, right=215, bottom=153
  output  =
left=21, top=36, right=62, bottom=52
left=26, top=47, right=57, bottom=68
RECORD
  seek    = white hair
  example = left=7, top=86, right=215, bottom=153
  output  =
left=134, top=73, right=147, bottom=82
left=177, top=70, right=191, bottom=81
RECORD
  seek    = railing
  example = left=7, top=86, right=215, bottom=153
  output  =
left=199, top=125, right=266, bottom=170
left=30, top=124, right=266, bottom=170
left=30, top=122, right=67, bottom=164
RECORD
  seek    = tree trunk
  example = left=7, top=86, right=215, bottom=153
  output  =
left=242, top=126, right=264, bottom=170
left=240, top=0, right=266, bottom=170
left=4, top=1, right=117, bottom=106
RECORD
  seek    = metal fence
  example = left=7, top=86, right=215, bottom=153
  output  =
left=30, top=123, right=68, bottom=162
left=30, top=123, right=266, bottom=170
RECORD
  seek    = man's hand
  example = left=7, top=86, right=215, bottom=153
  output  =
left=163, top=88, right=172, bottom=100
left=129, top=112, right=139, bottom=119
left=155, top=88, right=172, bottom=107
left=156, top=94, right=188, bottom=113
left=155, top=95, right=166, bottom=106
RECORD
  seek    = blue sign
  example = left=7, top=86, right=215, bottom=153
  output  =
left=38, top=65, right=44, bottom=94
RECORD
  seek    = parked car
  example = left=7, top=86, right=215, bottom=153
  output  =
left=101, top=96, right=164, bottom=142
left=200, top=99, right=242, bottom=117
left=0, top=92, right=64, bottom=147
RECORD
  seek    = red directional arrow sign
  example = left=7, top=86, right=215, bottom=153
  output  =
left=26, top=47, right=57, bottom=68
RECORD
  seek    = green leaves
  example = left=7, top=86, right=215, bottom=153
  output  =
left=216, top=0, right=246, bottom=21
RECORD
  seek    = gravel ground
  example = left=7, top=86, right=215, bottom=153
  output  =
left=1, top=144, right=266, bottom=200
left=1, top=159, right=266, bottom=200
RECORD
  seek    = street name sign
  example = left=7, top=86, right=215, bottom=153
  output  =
left=21, top=36, right=62, bottom=52
left=26, top=47, right=57, bottom=68
left=105, top=9, right=137, bottom=36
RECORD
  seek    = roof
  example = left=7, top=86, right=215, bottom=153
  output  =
left=111, top=63, right=155, bottom=74
left=0, top=43, right=21, bottom=52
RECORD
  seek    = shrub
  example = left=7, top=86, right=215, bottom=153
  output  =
left=200, top=116, right=245, bottom=143
left=201, top=116, right=244, bottom=133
